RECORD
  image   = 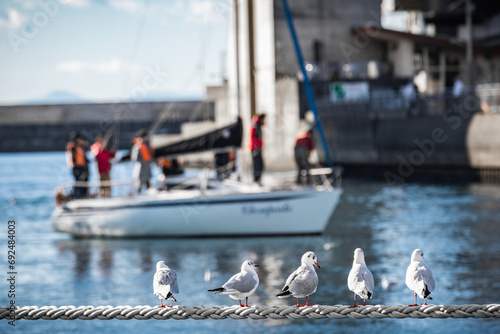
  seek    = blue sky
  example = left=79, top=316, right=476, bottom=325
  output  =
left=0, top=0, right=230, bottom=105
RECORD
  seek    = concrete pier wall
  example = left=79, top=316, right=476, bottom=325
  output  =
left=319, top=113, right=500, bottom=181
left=0, top=101, right=214, bottom=152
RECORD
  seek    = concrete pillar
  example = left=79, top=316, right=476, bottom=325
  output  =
left=439, top=52, right=446, bottom=92
left=391, top=40, right=414, bottom=78
left=422, top=47, right=430, bottom=93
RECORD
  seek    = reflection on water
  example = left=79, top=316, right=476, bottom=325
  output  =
left=1, top=153, right=500, bottom=333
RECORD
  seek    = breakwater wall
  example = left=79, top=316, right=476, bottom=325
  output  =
left=321, top=113, right=500, bottom=182
left=0, top=101, right=214, bottom=152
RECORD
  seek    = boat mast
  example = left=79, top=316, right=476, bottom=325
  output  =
left=281, top=0, right=333, bottom=168
left=234, top=0, right=243, bottom=180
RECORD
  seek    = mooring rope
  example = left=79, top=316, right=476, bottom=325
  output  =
left=1, top=304, right=499, bottom=320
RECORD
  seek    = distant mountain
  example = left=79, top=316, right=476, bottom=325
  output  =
left=24, top=90, right=92, bottom=105
left=22, top=90, right=204, bottom=106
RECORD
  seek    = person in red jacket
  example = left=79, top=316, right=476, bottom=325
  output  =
left=249, top=113, right=266, bottom=185
left=91, top=136, right=116, bottom=197
left=294, top=129, right=315, bottom=185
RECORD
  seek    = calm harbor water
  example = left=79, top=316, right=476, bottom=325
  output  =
left=1, top=152, right=500, bottom=333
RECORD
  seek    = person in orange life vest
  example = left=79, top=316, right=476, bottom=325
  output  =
left=131, top=129, right=154, bottom=193
left=249, top=113, right=266, bottom=184
left=91, top=136, right=116, bottom=197
left=66, top=132, right=89, bottom=199
left=294, top=129, right=315, bottom=185
left=157, top=157, right=183, bottom=180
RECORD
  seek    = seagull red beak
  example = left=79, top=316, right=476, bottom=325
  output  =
left=254, top=264, right=259, bottom=267
left=314, top=262, right=320, bottom=268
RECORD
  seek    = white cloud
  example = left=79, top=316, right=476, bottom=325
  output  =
left=0, top=8, right=24, bottom=30
left=56, top=58, right=141, bottom=74
left=13, top=0, right=39, bottom=10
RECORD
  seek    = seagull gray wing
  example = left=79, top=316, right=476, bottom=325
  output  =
left=283, top=265, right=304, bottom=289
left=288, top=266, right=318, bottom=296
left=348, top=263, right=374, bottom=299
left=406, top=261, right=435, bottom=296
left=223, top=271, right=258, bottom=293
left=154, top=268, right=178, bottom=296
left=363, top=267, right=375, bottom=293
left=166, top=270, right=179, bottom=294
left=419, top=262, right=435, bottom=293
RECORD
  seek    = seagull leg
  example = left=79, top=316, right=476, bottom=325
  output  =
left=305, top=296, right=311, bottom=307
left=157, top=299, right=166, bottom=308
left=296, top=298, right=304, bottom=307
left=349, top=293, right=358, bottom=308
left=363, top=298, right=366, bottom=306
left=170, top=299, right=173, bottom=308
left=423, top=298, right=427, bottom=306
left=245, top=297, right=249, bottom=307
left=239, top=300, right=245, bottom=307
left=408, top=292, right=418, bottom=307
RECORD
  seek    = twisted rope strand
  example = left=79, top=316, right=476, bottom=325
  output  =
left=1, top=304, right=499, bottom=321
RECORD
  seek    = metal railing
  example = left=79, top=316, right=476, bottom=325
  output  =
left=310, top=85, right=500, bottom=121
left=55, top=179, right=139, bottom=204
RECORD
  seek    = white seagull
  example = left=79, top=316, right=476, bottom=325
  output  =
left=347, top=248, right=374, bottom=307
left=406, top=249, right=435, bottom=306
left=276, top=251, right=320, bottom=307
left=153, top=261, right=179, bottom=308
left=208, top=260, right=259, bottom=307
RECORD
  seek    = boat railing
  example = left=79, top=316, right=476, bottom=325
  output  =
left=310, top=166, right=343, bottom=189
left=55, top=179, right=140, bottom=205
left=265, top=166, right=343, bottom=190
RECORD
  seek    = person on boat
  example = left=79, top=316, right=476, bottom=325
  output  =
left=214, top=150, right=235, bottom=180
left=131, top=129, right=154, bottom=193
left=294, top=129, right=315, bottom=186
left=66, top=132, right=89, bottom=199
left=90, top=135, right=116, bottom=197
left=249, top=113, right=266, bottom=185
left=157, top=157, right=183, bottom=179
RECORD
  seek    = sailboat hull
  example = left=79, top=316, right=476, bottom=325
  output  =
left=52, top=187, right=341, bottom=238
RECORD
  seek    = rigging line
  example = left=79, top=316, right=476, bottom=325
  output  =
left=147, top=69, right=200, bottom=136
left=119, top=0, right=153, bottom=94
left=154, top=4, right=216, bottom=131
left=148, top=1, right=221, bottom=136
left=113, top=0, right=153, bottom=148
left=194, top=2, right=217, bottom=90
left=200, top=6, right=216, bottom=68
left=197, top=2, right=218, bottom=121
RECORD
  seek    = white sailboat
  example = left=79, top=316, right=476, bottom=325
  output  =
left=51, top=1, right=343, bottom=238
left=51, top=118, right=342, bottom=238
left=51, top=173, right=341, bottom=238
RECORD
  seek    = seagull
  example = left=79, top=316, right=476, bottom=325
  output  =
left=208, top=260, right=259, bottom=307
left=153, top=261, right=179, bottom=308
left=406, top=249, right=435, bottom=306
left=276, top=251, right=320, bottom=307
left=347, top=248, right=374, bottom=307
